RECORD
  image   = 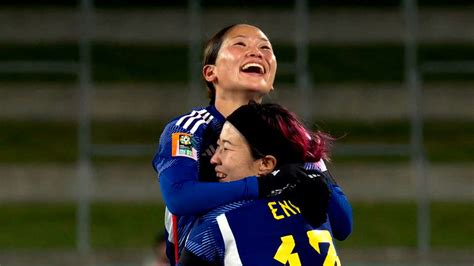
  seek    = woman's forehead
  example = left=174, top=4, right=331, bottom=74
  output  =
left=224, top=24, right=270, bottom=42
left=221, top=122, right=247, bottom=145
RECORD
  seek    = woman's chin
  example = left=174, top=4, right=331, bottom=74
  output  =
left=240, top=85, right=273, bottom=96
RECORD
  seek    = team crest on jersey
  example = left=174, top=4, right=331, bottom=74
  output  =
left=171, top=133, right=197, bottom=160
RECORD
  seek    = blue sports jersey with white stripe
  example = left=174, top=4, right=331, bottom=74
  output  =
left=152, top=105, right=352, bottom=265
left=181, top=198, right=341, bottom=266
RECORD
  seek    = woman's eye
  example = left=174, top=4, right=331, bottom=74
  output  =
left=234, top=42, right=245, bottom=46
left=261, top=45, right=272, bottom=50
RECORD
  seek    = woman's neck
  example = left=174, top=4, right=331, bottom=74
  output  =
left=214, top=92, right=263, bottom=118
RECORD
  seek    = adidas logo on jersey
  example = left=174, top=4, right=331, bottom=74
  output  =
left=201, top=144, right=217, bottom=157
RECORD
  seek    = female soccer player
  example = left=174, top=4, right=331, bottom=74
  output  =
left=180, top=102, right=341, bottom=265
left=152, top=24, right=352, bottom=265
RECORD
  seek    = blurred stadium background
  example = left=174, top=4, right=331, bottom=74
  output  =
left=0, top=0, right=472, bottom=265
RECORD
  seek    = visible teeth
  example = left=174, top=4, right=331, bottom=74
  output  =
left=216, top=172, right=227, bottom=179
left=242, top=63, right=264, bottom=73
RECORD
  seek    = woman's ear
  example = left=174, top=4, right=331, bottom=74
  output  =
left=258, top=155, right=277, bottom=176
left=203, top=64, right=217, bottom=83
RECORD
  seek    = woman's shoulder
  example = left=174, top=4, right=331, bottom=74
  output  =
left=168, top=106, right=209, bottom=123
left=161, top=106, right=214, bottom=135
left=201, top=200, right=254, bottom=222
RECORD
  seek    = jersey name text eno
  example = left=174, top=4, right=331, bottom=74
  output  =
left=267, top=200, right=301, bottom=220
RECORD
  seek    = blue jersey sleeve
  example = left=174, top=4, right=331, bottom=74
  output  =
left=153, top=119, right=259, bottom=216
left=327, top=183, right=353, bottom=241
left=307, top=161, right=353, bottom=240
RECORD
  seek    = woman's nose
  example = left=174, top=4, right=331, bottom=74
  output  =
left=210, top=152, right=219, bottom=165
left=247, top=46, right=263, bottom=58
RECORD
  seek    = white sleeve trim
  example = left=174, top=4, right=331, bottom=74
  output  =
left=315, top=159, right=327, bottom=172
left=164, top=207, right=174, bottom=243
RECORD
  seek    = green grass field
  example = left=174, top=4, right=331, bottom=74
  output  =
left=0, top=201, right=472, bottom=249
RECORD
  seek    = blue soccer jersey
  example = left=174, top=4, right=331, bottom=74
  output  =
left=180, top=198, right=341, bottom=266
left=153, top=106, right=260, bottom=264
left=152, top=105, right=352, bottom=264
left=153, top=106, right=260, bottom=215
